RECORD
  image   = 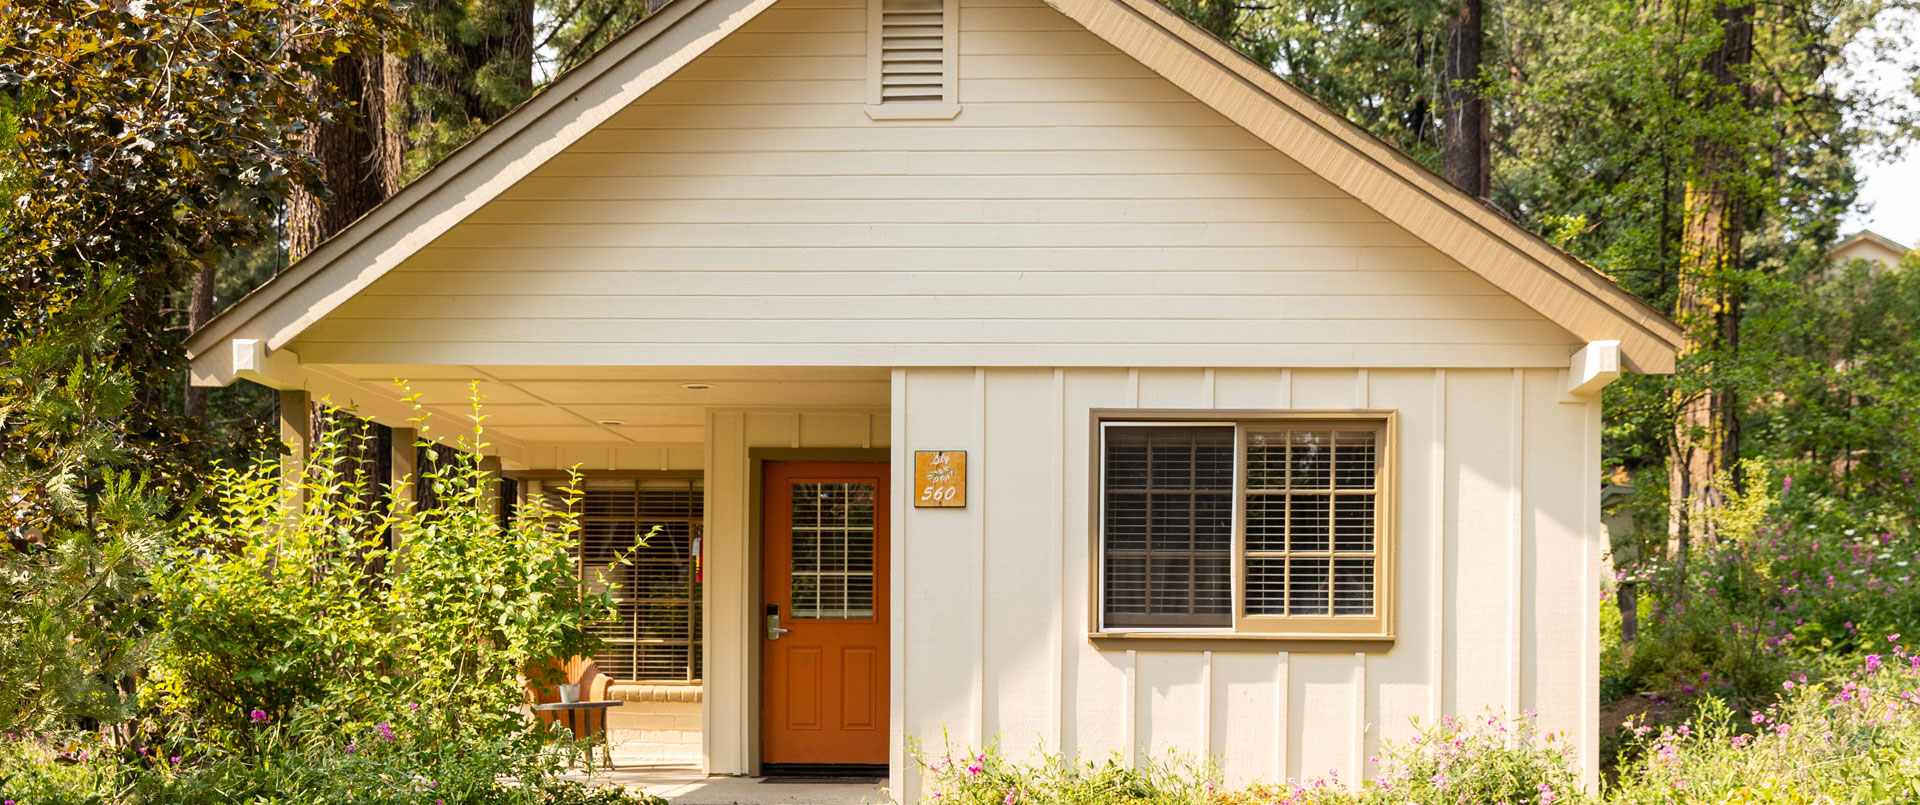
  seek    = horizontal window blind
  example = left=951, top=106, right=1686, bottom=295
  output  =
left=546, top=478, right=704, bottom=683
left=1244, top=429, right=1378, bottom=617
left=1102, top=425, right=1234, bottom=628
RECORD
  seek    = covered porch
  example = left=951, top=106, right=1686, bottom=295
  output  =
left=269, top=363, right=893, bottom=775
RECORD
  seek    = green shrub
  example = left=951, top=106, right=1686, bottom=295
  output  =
left=146, top=400, right=611, bottom=744
left=2, top=397, right=660, bottom=804
left=911, top=713, right=1584, bottom=805
left=1607, top=640, right=1920, bottom=804
left=914, top=734, right=1224, bottom=805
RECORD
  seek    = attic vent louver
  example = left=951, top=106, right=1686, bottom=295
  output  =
left=866, top=0, right=959, bottom=118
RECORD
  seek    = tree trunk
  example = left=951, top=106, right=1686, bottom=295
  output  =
left=289, top=50, right=406, bottom=261
left=1442, top=0, right=1487, bottom=197
left=182, top=260, right=215, bottom=421
left=1668, top=2, right=1753, bottom=575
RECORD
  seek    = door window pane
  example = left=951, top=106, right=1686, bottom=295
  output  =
left=790, top=481, right=876, bottom=619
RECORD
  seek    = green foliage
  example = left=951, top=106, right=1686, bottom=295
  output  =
left=2, top=400, right=656, bottom=803
left=915, top=736, right=1227, bottom=805
left=1608, top=648, right=1920, bottom=804
left=0, top=273, right=175, bottom=735
left=406, top=0, right=538, bottom=178
left=538, top=0, right=654, bottom=78
left=0, top=0, right=402, bottom=507
left=912, top=715, right=1585, bottom=805
left=1604, top=468, right=1920, bottom=719
left=0, top=723, right=657, bottom=804
left=147, top=394, right=614, bottom=742
left=1739, top=256, right=1920, bottom=514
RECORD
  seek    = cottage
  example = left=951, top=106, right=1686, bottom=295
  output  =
left=186, top=0, right=1683, bottom=793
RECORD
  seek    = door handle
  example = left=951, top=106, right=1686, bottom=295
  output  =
left=766, top=604, right=790, bottom=640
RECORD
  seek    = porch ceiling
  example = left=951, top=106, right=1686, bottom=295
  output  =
left=301, top=363, right=889, bottom=453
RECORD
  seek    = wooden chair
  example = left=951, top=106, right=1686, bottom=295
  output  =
left=524, top=657, right=616, bottom=769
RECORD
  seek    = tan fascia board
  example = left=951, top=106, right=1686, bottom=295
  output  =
left=1046, top=0, right=1683, bottom=374
left=184, top=0, right=779, bottom=366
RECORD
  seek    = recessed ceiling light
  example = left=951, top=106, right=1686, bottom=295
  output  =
left=681, top=383, right=713, bottom=390
left=598, top=419, right=626, bottom=426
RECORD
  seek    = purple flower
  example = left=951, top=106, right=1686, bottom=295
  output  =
left=345, top=744, right=357, bottom=754
left=409, top=702, right=421, bottom=711
left=250, top=709, right=270, bottom=724
left=170, top=756, right=181, bottom=763
left=377, top=721, right=395, bottom=741
left=1867, top=655, right=1883, bottom=672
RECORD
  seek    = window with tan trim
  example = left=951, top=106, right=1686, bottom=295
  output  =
left=1095, top=411, right=1395, bottom=640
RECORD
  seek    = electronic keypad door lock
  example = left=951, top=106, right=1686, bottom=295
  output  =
left=765, top=604, right=789, bottom=640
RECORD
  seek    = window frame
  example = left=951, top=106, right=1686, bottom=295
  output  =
left=1091, top=409, right=1398, bottom=642
left=521, top=472, right=706, bottom=684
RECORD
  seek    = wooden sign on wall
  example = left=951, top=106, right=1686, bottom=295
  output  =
left=913, top=450, right=966, bottom=508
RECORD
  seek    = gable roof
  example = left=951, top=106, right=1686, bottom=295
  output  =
left=189, top=0, right=1683, bottom=376
left=1829, top=229, right=1911, bottom=261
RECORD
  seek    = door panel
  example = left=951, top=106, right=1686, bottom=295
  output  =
left=761, top=462, right=890, bottom=766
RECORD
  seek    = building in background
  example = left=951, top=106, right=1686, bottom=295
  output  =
left=1829, top=229, right=1910, bottom=273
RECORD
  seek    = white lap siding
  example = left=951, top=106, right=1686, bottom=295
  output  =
left=291, top=0, right=1579, bottom=371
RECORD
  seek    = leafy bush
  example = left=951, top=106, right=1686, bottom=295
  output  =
left=1, top=718, right=647, bottom=804
left=1608, top=640, right=1920, bottom=804
left=912, top=658, right=1920, bottom=804
left=146, top=401, right=610, bottom=745
left=1606, top=463, right=1920, bottom=707
left=2, top=400, right=659, bottom=804
left=912, top=713, right=1583, bottom=805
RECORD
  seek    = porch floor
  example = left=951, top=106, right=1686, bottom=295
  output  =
left=565, top=767, right=889, bottom=804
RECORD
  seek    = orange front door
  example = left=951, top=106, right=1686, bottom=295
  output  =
left=760, top=462, right=890, bottom=766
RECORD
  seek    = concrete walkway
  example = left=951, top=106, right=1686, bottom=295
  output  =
left=565, top=766, right=891, bottom=804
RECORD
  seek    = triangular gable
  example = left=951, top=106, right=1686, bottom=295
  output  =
left=189, top=0, right=1681, bottom=381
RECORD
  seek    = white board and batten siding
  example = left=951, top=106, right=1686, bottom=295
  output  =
left=890, top=367, right=1602, bottom=799
left=288, top=0, right=1583, bottom=372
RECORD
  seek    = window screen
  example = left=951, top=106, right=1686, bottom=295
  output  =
left=1101, top=425, right=1234, bottom=628
left=552, top=479, right=704, bottom=683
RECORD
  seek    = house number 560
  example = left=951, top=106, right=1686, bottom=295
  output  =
left=912, top=450, right=967, bottom=508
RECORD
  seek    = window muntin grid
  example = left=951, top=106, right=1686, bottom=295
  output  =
left=1243, top=429, right=1378, bottom=617
left=789, top=481, right=877, bottom=620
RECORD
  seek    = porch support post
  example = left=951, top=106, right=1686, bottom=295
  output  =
left=390, top=427, right=419, bottom=508
left=278, top=388, right=312, bottom=502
